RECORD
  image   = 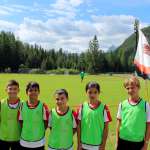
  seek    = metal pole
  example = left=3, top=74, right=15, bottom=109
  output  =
left=134, top=19, right=139, bottom=50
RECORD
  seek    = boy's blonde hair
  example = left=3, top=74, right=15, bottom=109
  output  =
left=124, top=76, right=141, bottom=89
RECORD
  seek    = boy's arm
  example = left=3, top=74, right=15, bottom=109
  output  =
left=77, top=120, right=81, bottom=150
left=48, top=111, right=52, bottom=130
left=116, top=103, right=122, bottom=149
left=73, top=128, right=76, bottom=134
left=76, top=105, right=82, bottom=150
left=0, top=101, right=1, bottom=122
left=142, top=102, right=150, bottom=150
left=116, top=119, right=121, bottom=148
left=100, top=105, right=112, bottom=150
left=141, top=123, right=150, bottom=150
left=72, top=110, right=78, bottom=134
left=141, top=103, right=150, bottom=150
left=43, top=103, right=50, bottom=129
left=17, top=109, right=23, bottom=128
left=100, top=122, right=109, bottom=150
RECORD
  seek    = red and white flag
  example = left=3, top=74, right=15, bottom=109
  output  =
left=134, top=29, right=150, bottom=79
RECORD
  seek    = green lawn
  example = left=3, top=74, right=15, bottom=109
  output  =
left=0, top=73, right=150, bottom=150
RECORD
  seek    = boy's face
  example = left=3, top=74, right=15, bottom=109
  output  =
left=27, top=87, right=39, bottom=101
left=87, top=88, right=99, bottom=101
left=126, top=84, right=139, bottom=97
left=55, top=94, right=67, bottom=107
left=6, top=85, right=19, bottom=99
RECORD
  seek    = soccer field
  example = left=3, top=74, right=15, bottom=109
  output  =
left=0, top=73, right=150, bottom=150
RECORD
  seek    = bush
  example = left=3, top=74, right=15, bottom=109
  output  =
left=46, top=68, right=80, bottom=75
left=29, top=69, right=46, bottom=74
left=4, top=67, right=11, bottom=73
left=18, top=68, right=79, bottom=74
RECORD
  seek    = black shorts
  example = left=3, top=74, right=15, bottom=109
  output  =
left=81, top=77, right=84, bottom=80
left=0, top=140, right=21, bottom=150
left=117, top=138, right=144, bottom=150
left=20, top=145, right=45, bottom=150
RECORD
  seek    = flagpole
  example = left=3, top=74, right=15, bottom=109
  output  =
left=134, top=19, right=139, bottom=50
left=145, top=79, right=150, bottom=101
left=133, top=19, right=139, bottom=76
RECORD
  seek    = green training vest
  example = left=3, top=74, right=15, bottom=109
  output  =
left=119, top=99, right=147, bottom=142
left=21, top=101, right=45, bottom=142
left=81, top=102, right=105, bottom=145
left=48, top=108, right=73, bottom=149
left=0, top=98, right=21, bottom=141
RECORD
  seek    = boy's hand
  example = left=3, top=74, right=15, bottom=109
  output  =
left=115, top=143, right=118, bottom=150
left=141, top=143, right=148, bottom=150
left=77, top=143, right=82, bottom=150
left=115, top=140, right=118, bottom=150
left=99, top=144, right=105, bottom=150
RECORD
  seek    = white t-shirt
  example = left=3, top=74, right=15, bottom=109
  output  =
left=9, top=102, right=20, bottom=108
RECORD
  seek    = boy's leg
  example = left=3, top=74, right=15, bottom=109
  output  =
left=131, top=141, right=144, bottom=150
left=11, top=141, right=22, bottom=150
left=36, top=146, right=45, bottom=150
left=0, top=140, right=10, bottom=150
left=19, top=146, right=29, bottom=150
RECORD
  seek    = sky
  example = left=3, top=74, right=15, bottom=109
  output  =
left=0, top=0, right=150, bottom=52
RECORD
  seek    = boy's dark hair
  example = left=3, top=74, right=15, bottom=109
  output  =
left=26, top=81, right=40, bottom=92
left=85, top=81, right=100, bottom=93
left=7, top=80, right=19, bottom=88
left=55, top=89, right=68, bottom=98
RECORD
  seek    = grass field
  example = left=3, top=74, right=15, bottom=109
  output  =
left=0, top=73, right=150, bottom=150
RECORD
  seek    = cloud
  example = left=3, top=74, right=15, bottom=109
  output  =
left=51, top=0, right=84, bottom=9
left=14, top=17, right=95, bottom=52
left=7, top=15, right=147, bottom=52
left=45, top=0, right=86, bottom=19
left=0, top=5, right=25, bottom=16
left=0, top=4, right=45, bottom=17
left=117, top=0, right=150, bottom=7
left=0, top=9, right=10, bottom=16
left=91, top=15, right=136, bottom=49
left=0, top=20, right=17, bottom=31
left=0, top=0, right=149, bottom=52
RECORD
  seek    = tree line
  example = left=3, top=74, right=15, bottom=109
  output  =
left=0, top=31, right=136, bottom=73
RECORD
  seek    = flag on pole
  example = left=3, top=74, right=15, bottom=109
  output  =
left=134, top=29, right=150, bottom=79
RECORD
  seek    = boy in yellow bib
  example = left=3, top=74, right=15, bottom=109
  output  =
left=116, top=76, right=150, bottom=150
left=0, top=80, right=22, bottom=150
left=77, top=82, right=112, bottom=150
left=48, top=89, right=77, bottom=150
left=18, top=81, right=49, bottom=150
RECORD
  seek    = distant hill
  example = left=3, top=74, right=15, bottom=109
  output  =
left=107, top=45, right=117, bottom=51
